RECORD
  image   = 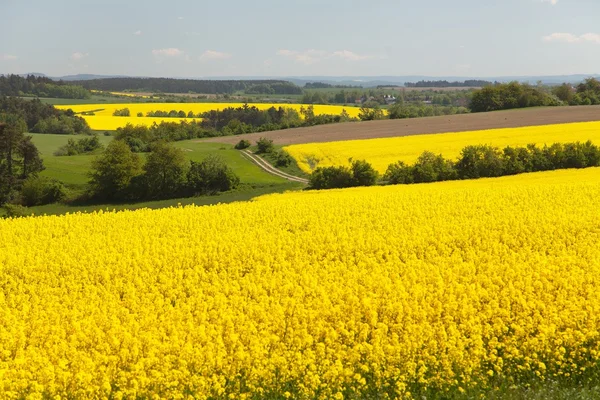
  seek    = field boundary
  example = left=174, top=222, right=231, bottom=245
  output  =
left=205, top=106, right=600, bottom=146
left=240, top=150, right=309, bottom=184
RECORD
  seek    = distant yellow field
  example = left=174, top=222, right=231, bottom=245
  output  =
left=57, top=102, right=361, bottom=131
left=285, top=121, right=600, bottom=173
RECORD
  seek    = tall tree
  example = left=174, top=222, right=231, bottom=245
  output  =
left=142, top=142, right=187, bottom=199
left=0, top=115, right=44, bottom=205
left=88, top=140, right=142, bottom=200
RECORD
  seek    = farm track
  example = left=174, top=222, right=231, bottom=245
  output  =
left=205, top=106, right=600, bottom=146
left=240, top=150, right=309, bottom=184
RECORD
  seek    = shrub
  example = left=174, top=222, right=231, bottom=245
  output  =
left=384, top=161, right=414, bottom=184
left=113, top=108, right=131, bottom=117
left=256, top=137, right=274, bottom=154
left=309, top=166, right=354, bottom=190
left=234, top=139, right=251, bottom=150
left=275, top=150, right=293, bottom=167
left=2, top=204, right=30, bottom=218
left=412, top=151, right=457, bottom=183
left=455, top=145, right=504, bottom=179
left=20, top=176, right=66, bottom=206
left=351, top=159, right=379, bottom=186
left=187, top=155, right=240, bottom=195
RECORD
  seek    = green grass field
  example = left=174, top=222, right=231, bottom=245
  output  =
left=14, top=134, right=304, bottom=217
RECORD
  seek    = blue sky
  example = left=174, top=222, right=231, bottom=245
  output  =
left=1, top=0, right=599, bottom=78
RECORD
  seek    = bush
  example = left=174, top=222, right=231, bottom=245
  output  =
left=309, top=166, right=354, bottom=190
left=351, top=159, right=379, bottom=186
left=2, top=204, right=30, bottom=218
left=455, top=145, right=504, bottom=179
left=113, top=108, right=131, bottom=117
left=412, top=151, right=457, bottom=183
left=187, top=155, right=240, bottom=195
left=309, top=160, right=378, bottom=190
left=54, top=134, right=103, bottom=156
left=256, top=137, right=275, bottom=154
left=20, top=176, right=66, bottom=206
left=275, top=150, right=293, bottom=167
left=234, top=139, right=251, bottom=150
left=384, top=161, right=414, bottom=184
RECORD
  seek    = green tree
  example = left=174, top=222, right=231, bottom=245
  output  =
left=351, top=159, right=379, bottom=186
left=0, top=115, right=44, bottom=205
left=256, top=137, right=274, bottom=154
left=142, top=142, right=187, bottom=199
left=88, top=140, right=142, bottom=200
left=187, top=155, right=240, bottom=195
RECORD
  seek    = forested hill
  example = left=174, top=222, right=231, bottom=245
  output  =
left=405, top=80, right=493, bottom=88
left=0, top=74, right=90, bottom=99
left=71, top=77, right=303, bottom=95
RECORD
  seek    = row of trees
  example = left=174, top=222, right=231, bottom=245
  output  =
left=307, top=141, right=600, bottom=190
left=405, top=80, right=492, bottom=88
left=114, top=105, right=356, bottom=149
left=552, top=78, right=600, bottom=105
left=1, top=97, right=90, bottom=134
left=0, top=75, right=90, bottom=99
left=75, top=78, right=302, bottom=95
left=88, top=141, right=239, bottom=202
left=383, top=141, right=600, bottom=184
left=469, top=82, right=561, bottom=112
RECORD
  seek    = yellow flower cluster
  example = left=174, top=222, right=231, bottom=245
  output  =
left=284, top=121, right=600, bottom=173
left=2, top=168, right=600, bottom=398
left=56, top=103, right=361, bottom=130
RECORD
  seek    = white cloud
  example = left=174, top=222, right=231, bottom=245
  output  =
left=152, top=48, right=184, bottom=57
left=580, top=33, right=600, bottom=44
left=331, top=50, right=371, bottom=61
left=199, top=50, right=232, bottom=60
left=1, top=54, right=18, bottom=61
left=177, top=16, right=184, bottom=20
left=543, top=32, right=600, bottom=43
left=539, top=0, right=558, bottom=4
left=277, top=49, right=369, bottom=64
left=70, top=52, right=89, bottom=61
left=276, top=49, right=327, bottom=65
left=133, top=30, right=142, bottom=36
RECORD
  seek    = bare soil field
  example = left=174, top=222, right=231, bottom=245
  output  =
left=206, top=106, right=600, bottom=146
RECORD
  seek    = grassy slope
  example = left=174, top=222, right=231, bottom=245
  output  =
left=20, top=134, right=303, bottom=216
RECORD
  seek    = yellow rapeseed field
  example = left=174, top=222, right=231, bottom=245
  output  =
left=56, top=103, right=361, bottom=131
left=285, top=121, right=600, bottom=173
left=2, top=168, right=600, bottom=398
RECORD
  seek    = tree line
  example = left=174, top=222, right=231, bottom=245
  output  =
left=0, top=74, right=90, bottom=99
left=469, top=78, right=600, bottom=112
left=87, top=140, right=239, bottom=202
left=112, top=105, right=357, bottom=152
left=73, top=78, right=303, bottom=95
left=308, top=140, right=600, bottom=189
left=405, top=80, right=492, bottom=88
left=1, top=97, right=91, bottom=134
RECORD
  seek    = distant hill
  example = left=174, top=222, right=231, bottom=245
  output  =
left=7, top=73, right=600, bottom=88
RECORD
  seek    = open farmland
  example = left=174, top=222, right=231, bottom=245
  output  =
left=285, top=120, right=600, bottom=173
left=1, top=168, right=600, bottom=398
left=56, top=103, right=362, bottom=130
left=207, top=105, right=600, bottom=146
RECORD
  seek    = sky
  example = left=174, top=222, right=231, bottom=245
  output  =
left=1, top=0, right=599, bottom=78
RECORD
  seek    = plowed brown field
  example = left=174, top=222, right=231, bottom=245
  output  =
left=205, top=106, right=600, bottom=146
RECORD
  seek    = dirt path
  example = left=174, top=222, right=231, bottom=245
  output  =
left=240, top=150, right=309, bottom=184
left=205, top=106, right=600, bottom=146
